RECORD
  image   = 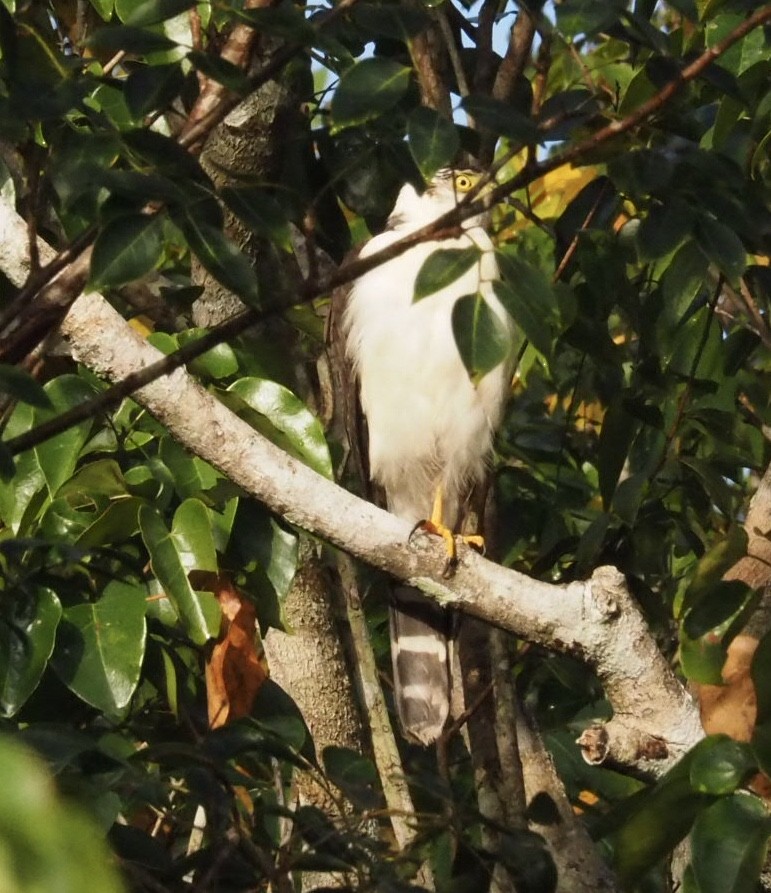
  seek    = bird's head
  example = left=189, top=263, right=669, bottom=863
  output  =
left=387, top=169, right=494, bottom=232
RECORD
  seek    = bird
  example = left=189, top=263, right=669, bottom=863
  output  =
left=338, top=169, right=513, bottom=745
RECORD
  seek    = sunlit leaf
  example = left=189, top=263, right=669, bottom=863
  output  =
left=0, top=587, right=61, bottom=717
left=413, top=247, right=481, bottom=302
left=51, top=582, right=147, bottom=714
left=330, top=58, right=410, bottom=132
left=227, top=378, right=333, bottom=479
left=139, top=506, right=220, bottom=644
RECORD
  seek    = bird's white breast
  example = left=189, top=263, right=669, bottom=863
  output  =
left=345, top=225, right=513, bottom=524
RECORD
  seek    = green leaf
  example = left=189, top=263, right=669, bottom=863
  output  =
left=187, top=50, right=250, bottom=93
left=158, top=435, right=219, bottom=498
left=227, top=378, right=333, bottom=479
left=87, top=25, right=179, bottom=54
left=598, top=398, right=638, bottom=510
left=139, top=505, right=220, bottom=644
left=637, top=199, right=694, bottom=260
left=0, top=737, right=126, bottom=893
left=0, top=364, right=52, bottom=408
left=695, top=216, right=746, bottom=284
left=413, top=247, right=481, bottom=302
left=690, top=793, right=770, bottom=893
left=171, top=498, right=218, bottom=574
left=89, top=214, right=165, bottom=289
left=494, top=254, right=565, bottom=361
left=89, top=0, right=115, bottom=20
left=689, top=736, right=757, bottom=795
left=330, top=58, right=411, bottom=132
left=120, top=0, right=195, bottom=26
left=451, top=293, right=511, bottom=385
left=682, top=580, right=754, bottom=640
left=606, top=741, right=713, bottom=884
left=176, top=214, right=261, bottom=307
left=0, top=403, right=46, bottom=533
left=0, top=587, right=61, bottom=717
left=33, top=376, right=98, bottom=499
left=220, top=186, right=292, bottom=251
left=124, top=63, right=185, bottom=118
left=75, top=497, right=144, bottom=548
left=51, top=582, right=147, bottom=714
left=461, top=94, right=539, bottom=143
left=681, top=528, right=749, bottom=614
left=323, top=746, right=380, bottom=810
left=407, top=107, right=459, bottom=181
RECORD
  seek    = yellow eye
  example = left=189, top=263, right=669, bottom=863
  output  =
left=455, top=174, right=475, bottom=192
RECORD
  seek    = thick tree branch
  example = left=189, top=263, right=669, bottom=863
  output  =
left=49, top=287, right=702, bottom=778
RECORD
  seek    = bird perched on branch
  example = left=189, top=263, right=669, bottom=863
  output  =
left=336, top=169, right=513, bottom=745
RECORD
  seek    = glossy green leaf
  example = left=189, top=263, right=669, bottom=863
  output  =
left=120, top=0, right=195, bottom=26
left=695, top=216, right=746, bottom=284
left=87, top=25, right=178, bottom=54
left=413, top=247, right=481, bottom=301
left=0, top=737, right=126, bottom=893
left=51, top=582, right=147, bottom=714
left=171, top=498, right=218, bottom=574
left=139, top=505, right=220, bottom=644
left=33, top=376, right=98, bottom=499
left=227, top=378, right=333, bottom=479
left=0, top=587, right=61, bottom=717
left=462, top=94, right=539, bottom=143
left=330, top=58, right=411, bottom=132
left=691, top=793, right=770, bottom=893
left=661, top=240, right=710, bottom=325
left=89, top=0, right=115, bottom=20
left=89, top=214, right=164, bottom=289
left=176, top=214, right=261, bottom=307
left=407, top=107, right=459, bottom=181
left=451, top=293, right=511, bottom=385
left=0, top=403, right=46, bottom=532
left=221, top=186, right=292, bottom=251
left=0, top=364, right=52, bottom=408
left=689, top=736, right=756, bottom=795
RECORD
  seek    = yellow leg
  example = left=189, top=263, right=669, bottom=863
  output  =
left=409, top=486, right=486, bottom=577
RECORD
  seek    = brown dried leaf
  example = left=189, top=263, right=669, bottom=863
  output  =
left=205, top=575, right=267, bottom=729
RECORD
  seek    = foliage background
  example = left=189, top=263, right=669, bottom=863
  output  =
left=0, top=0, right=769, bottom=891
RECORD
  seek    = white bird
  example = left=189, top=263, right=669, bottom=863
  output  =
left=340, top=169, right=513, bottom=745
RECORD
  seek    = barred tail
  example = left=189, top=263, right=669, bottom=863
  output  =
left=389, top=586, right=450, bottom=745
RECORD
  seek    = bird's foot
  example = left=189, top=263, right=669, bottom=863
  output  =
left=409, top=522, right=486, bottom=578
